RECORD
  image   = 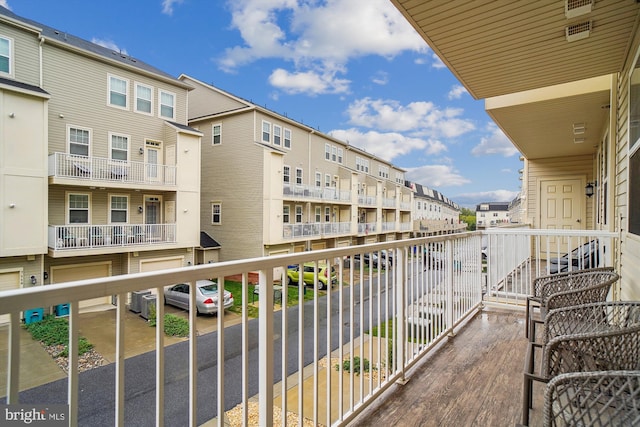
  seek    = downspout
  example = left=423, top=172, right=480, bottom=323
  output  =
left=38, top=36, right=45, bottom=87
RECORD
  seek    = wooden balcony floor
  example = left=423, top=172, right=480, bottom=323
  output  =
left=351, top=306, right=544, bottom=427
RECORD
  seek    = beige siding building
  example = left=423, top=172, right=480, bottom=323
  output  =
left=392, top=1, right=640, bottom=300
left=0, top=7, right=202, bottom=311
left=180, top=75, right=414, bottom=261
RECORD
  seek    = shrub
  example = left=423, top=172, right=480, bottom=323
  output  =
left=147, top=304, right=189, bottom=337
left=23, top=315, right=93, bottom=356
left=336, top=356, right=371, bottom=375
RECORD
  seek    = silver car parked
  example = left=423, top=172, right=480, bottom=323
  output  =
left=163, top=279, right=234, bottom=315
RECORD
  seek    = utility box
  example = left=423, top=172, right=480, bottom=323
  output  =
left=130, top=290, right=151, bottom=313
left=55, top=303, right=70, bottom=317
left=24, top=308, right=44, bottom=324
left=140, top=294, right=156, bottom=320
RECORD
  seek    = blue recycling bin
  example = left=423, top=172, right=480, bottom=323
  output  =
left=55, top=303, right=70, bottom=317
left=24, top=308, right=44, bottom=324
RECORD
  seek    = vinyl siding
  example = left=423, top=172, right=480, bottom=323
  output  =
left=46, top=253, right=125, bottom=278
left=182, top=76, right=248, bottom=119
left=0, top=21, right=40, bottom=85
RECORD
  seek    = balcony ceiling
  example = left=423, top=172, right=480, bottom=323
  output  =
left=391, top=0, right=640, bottom=159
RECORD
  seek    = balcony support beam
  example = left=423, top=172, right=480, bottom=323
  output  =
left=258, top=269, right=274, bottom=426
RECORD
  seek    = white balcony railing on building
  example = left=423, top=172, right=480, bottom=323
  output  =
left=321, top=221, right=351, bottom=236
left=399, top=222, right=412, bottom=231
left=48, top=224, right=177, bottom=250
left=0, top=230, right=619, bottom=425
left=382, top=221, right=396, bottom=231
left=283, top=185, right=351, bottom=202
left=358, top=222, right=377, bottom=234
left=399, top=201, right=411, bottom=210
left=358, top=195, right=377, bottom=206
left=283, top=223, right=322, bottom=239
left=382, top=197, right=395, bottom=208
left=48, top=153, right=177, bottom=186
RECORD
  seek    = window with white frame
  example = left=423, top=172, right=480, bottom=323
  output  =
left=331, top=146, right=337, bottom=162
left=379, top=165, right=389, bottom=179
left=395, top=171, right=404, bottom=184
left=68, top=126, right=91, bottom=157
left=108, top=75, right=128, bottom=109
left=134, top=82, right=152, bottom=114
left=295, top=205, right=303, bottom=223
left=283, top=165, right=290, bottom=184
left=110, top=133, right=129, bottom=161
left=68, top=193, right=89, bottom=224
left=211, top=202, right=221, bottom=224
left=296, top=168, right=303, bottom=185
left=273, top=125, right=281, bottom=146
left=262, top=121, right=271, bottom=143
left=212, top=124, right=222, bottom=145
left=337, top=148, right=343, bottom=164
left=315, top=172, right=321, bottom=187
left=325, top=144, right=331, bottom=160
left=0, top=36, right=12, bottom=75
left=110, top=195, right=128, bottom=223
left=315, top=207, right=321, bottom=222
left=284, top=128, right=291, bottom=149
left=325, top=174, right=331, bottom=187
left=324, top=207, right=330, bottom=222
left=159, top=90, right=175, bottom=119
left=356, top=156, right=370, bottom=173
left=283, top=205, right=290, bottom=223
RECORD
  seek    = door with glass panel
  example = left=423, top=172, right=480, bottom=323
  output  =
left=145, top=140, right=162, bottom=183
left=145, top=196, right=162, bottom=242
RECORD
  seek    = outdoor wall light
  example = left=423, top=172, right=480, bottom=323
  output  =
left=139, top=147, right=144, bottom=155
left=138, top=206, right=143, bottom=213
left=585, top=181, right=597, bottom=198
left=30, top=275, right=37, bottom=285
left=43, top=272, right=48, bottom=280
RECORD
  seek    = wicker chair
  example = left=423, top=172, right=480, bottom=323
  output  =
left=543, top=370, right=640, bottom=426
left=525, top=268, right=617, bottom=341
left=522, top=301, right=640, bottom=426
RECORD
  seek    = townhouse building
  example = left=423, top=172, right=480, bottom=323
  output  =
left=475, top=202, right=510, bottom=229
left=0, top=7, right=202, bottom=313
left=411, top=182, right=464, bottom=235
left=179, top=75, right=415, bottom=261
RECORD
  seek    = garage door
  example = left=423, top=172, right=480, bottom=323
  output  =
left=140, top=257, right=184, bottom=295
left=52, top=263, right=111, bottom=309
left=0, top=270, right=21, bottom=323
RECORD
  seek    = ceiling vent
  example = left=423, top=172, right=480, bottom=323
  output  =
left=566, top=21, right=591, bottom=42
left=565, top=0, right=593, bottom=19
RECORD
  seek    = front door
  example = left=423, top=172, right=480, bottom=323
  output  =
left=145, top=196, right=162, bottom=241
left=145, top=140, right=162, bottom=183
left=540, top=178, right=584, bottom=258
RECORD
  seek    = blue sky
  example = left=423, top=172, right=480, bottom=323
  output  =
left=2, top=0, right=522, bottom=209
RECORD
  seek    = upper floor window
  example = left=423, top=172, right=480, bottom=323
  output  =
left=134, top=82, right=152, bottom=114
left=379, top=165, right=389, bottom=179
left=296, top=168, right=303, bottom=185
left=0, top=36, right=12, bottom=75
left=110, top=133, right=129, bottom=161
left=68, top=193, right=90, bottom=224
left=295, top=205, right=303, bottom=223
left=262, top=121, right=271, bottom=143
left=211, top=203, right=221, bottom=224
left=109, top=75, right=128, bottom=109
left=325, top=144, right=331, bottom=160
left=395, top=171, right=404, bottom=184
left=68, top=126, right=91, bottom=157
left=110, top=195, right=128, bottom=223
left=628, top=54, right=640, bottom=235
left=356, top=156, right=369, bottom=173
left=325, top=144, right=344, bottom=164
left=283, top=165, right=290, bottom=184
left=284, top=129, right=291, bottom=149
left=331, top=146, right=337, bottom=162
left=337, top=148, right=343, bottom=164
left=325, top=174, right=331, bottom=187
left=212, top=124, right=222, bottom=145
left=283, top=205, right=290, bottom=223
left=159, top=90, right=175, bottom=119
left=273, top=125, right=282, bottom=146
left=315, top=172, right=322, bottom=187
left=315, top=207, right=321, bottom=223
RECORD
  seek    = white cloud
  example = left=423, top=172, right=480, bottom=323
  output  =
left=471, top=123, right=519, bottom=157
left=0, top=1, right=11, bottom=10
left=371, top=71, right=389, bottom=85
left=220, top=0, right=427, bottom=92
left=162, top=0, right=184, bottom=15
left=330, top=128, right=446, bottom=162
left=404, top=164, right=470, bottom=188
left=454, top=189, right=519, bottom=208
left=346, top=97, right=475, bottom=138
left=268, top=67, right=350, bottom=95
left=431, top=53, right=446, bottom=69
left=448, top=84, right=468, bottom=100
left=91, top=38, right=127, bottom=55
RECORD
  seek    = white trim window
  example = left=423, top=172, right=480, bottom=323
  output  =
left=134, top=82, right=153, bottom=114
left=315, top=172, right=322, bottom=187
left=110, top=133, right=129, bottom=161
left=337, top=148, right=343, bottom=164
left=295, top=205, right=303, bottom=223
left=283, top=205, right=290, bottom=223
left=331, top=146, right=337, bottom=162
left=283, top=165, right=290, bottom=184
left=68, top=126, right=91, bottom=157
left=315, top=207, right=321, bottom=223
left=159, top=90, right=176, bottom=120
left=108, top=75, right=128, bottom=109
left=0, top=35, right=12, bottom=76
left=325, top=144, right=331, bottom=160
left=325, top=174, right=331, bottom=187
left=356, top=156, right=370, bottom=173
left=284, top=128, right=291, bottom=149
left=379, top=165, right=389, bottom=179
left=296, top=168, right=303, bottom=185
left=324, top=207, right=330, bottom=222
left=211, top=202, right=222, bottom=224
left=262, top=121, right=271, bottom=143
left=212, top=124, right=222, bottom=145
left=110, top=195, right=128, bottom=223
left=68, top=193, right=90, bottom=224
left=629, top=54, right=640, bottom=235
left=273, top=125, right=282, bottom=146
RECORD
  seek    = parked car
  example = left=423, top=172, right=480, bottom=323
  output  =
left=163, top=279, right=234, bottom=315
left=353, top=253, right=386, bottom=269
left=548, top=240, right=599, bottom=274
left=380, top=249, right=394, bottom=266
left=287, top=263, right=337, bottom=290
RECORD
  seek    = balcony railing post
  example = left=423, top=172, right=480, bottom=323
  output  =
left=395, top=247, right=406, bottom=381
left=446, top=240, right=455, bottom=337
left=258, top=269, right=274, bottom=426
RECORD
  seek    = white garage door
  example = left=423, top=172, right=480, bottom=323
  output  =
left=52, top=263, right=111, bottom=309
left=140, top=257, right=184, bottom=295
left=0, top=270, right=21, bottom=323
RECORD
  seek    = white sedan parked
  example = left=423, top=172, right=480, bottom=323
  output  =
left=163, top=279, right=234, bottom=315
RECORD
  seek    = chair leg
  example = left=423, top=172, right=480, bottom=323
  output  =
left=522, top=374, right=531, bottom=426
left=525, top=300, right=530, bottom=339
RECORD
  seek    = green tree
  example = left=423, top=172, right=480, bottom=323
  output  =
left=460, top=208, right=476, bottom=231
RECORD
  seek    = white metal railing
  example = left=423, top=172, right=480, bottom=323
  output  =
left=382, top=198, right=395, bottom=208
left=48, top=224, right=177, bottom=250
left=283, top=223, right=322, bottom=239
left=358, top=222, right=377, bottom=234
left=48, top=153, right=176, bottom=186
left=399, top=222, right=412, bottom=231
left=0, top=233, right=483, bottom=426
left=321, top=221, right=351, bottom=236
left=283, top=185, right=351, bottom=202
left=399, top=201, right=411, bottom=210
left=382, top=221, right=396, bottom=231
left=483, top=228, right=618, bottom=305
left=357, top=195, right=377, bottom=206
